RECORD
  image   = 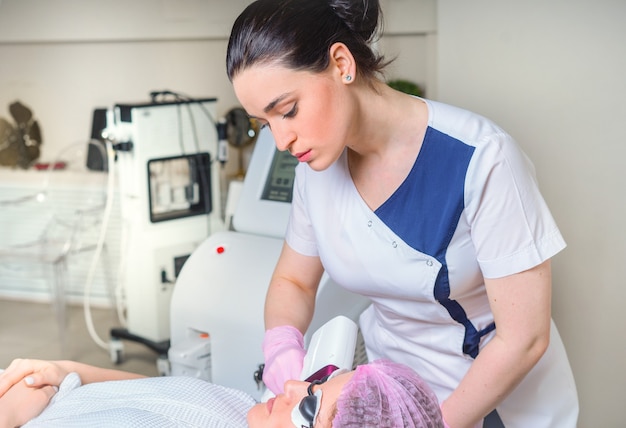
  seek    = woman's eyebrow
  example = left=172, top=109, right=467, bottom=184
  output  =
left=246, top=93, right=292, bottom=121
left=263, top=93, right=292, bottom=113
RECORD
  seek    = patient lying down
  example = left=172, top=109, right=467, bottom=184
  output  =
left=0, top=358, right=443, bottom=427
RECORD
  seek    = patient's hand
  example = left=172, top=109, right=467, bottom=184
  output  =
left=0, top=359, right=69, bottom=399
left=0, top=381, right=56, bottom=428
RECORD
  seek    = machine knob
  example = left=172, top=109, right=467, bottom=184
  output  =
left=253, top=364, right=265, bottom=390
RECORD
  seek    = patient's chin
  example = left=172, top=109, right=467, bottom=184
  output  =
left=246, top=402, right=265, bottom=427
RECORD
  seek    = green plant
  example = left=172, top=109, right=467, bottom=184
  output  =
left=387, top=79, right=424, bottom=97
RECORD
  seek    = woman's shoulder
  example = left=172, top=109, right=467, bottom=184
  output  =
left=423, top=98, right=510, bottom=149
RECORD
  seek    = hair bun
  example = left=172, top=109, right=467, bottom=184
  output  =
left=328, top=0, right=382, bottom=42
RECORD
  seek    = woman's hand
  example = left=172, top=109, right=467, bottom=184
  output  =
left=0, top=359, right=69, bottom=399
left=0, top=381, right=57, bottom=428
left=261, top=325, right=306, bottom=394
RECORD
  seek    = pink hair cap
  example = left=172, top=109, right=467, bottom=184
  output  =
left=332, top=359, right=443, bottom=427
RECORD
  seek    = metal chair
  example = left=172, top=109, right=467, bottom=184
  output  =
left=0, top=140, right=111, bottom=354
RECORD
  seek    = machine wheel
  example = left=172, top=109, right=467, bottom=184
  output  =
left=109, top=339, right=125, bottom=364
left=157, top=355, right=171, bottom=376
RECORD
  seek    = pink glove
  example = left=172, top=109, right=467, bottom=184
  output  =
left=262, top=325, right=306, bottom=394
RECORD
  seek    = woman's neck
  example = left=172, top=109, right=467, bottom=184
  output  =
left=348, top=82, right=428, bottom=159
left=346, top=84, right=429, bottom=210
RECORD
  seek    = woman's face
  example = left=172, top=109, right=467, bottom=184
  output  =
left=232, top=62, right=355, bottom=172
left=247, top=370, right=353, bottom=428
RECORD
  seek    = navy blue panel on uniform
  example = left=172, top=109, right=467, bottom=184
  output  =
left=375, top=127, right=495, bottom=358
left=375, top=126, right=474, bottom=259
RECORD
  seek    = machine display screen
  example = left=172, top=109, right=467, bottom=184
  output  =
left=147, top=153, right=212, bottom=223
left=260, top=150, right=298, bottom=203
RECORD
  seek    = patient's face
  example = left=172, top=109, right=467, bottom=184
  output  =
left=247, top=370, right=353, bottom=428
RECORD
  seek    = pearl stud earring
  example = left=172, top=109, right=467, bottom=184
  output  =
left=345, top=75, right=352, bottom=82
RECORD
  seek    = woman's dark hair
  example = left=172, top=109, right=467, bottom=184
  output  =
left=226, top=0, right=387, bottom=82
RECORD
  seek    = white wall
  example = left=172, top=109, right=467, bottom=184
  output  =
left=0, top=0, right=247, bottom=42
left=0, top=0, right=252, bottom=162
left=379, top=0, right=437, bottom=97
left=437, top=1, right=625, bottom=426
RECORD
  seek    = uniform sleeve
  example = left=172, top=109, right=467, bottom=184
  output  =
left=285, top=164, right=319, bottom=257
left=464, top=132, right=566, bottom=278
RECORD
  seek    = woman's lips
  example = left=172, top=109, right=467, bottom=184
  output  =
left=294, top=149, right=312, bottom=162
left=267, top=397, right=275, bottom=414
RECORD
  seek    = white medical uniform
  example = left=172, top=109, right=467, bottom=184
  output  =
left=285, top=99, right=579, bottom=427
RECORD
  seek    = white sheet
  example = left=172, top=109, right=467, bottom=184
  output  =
left=23, top=373, right=255, bottom=427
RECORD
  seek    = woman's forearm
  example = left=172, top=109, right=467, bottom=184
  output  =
left=441, top=261, right=554, bottom=427
left=263, top=242, right=324, bottom=332
left=264, top=278, right=317, bottom=332
left=57, top=361, right=146, bottom=385
left=441, top=331, right=548, bottom=427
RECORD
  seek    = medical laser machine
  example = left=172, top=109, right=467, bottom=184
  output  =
left=168, top=128, right=370, bottom=400
left=103, top=97, right=225, bottom=361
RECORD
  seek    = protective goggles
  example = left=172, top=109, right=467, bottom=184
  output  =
left=291, top=368, right=349, bottom=428
left=291, top=377, right=326, bottom=428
